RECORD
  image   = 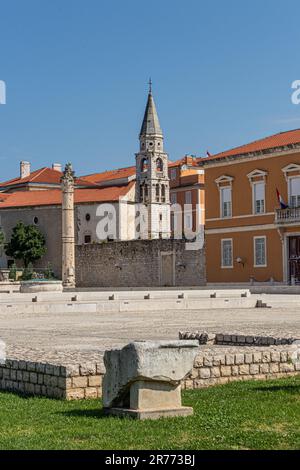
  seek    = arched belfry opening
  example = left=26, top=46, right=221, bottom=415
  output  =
left=141, top=158, right=148, bottom=173
left=156, top=158, right=163, bottom=172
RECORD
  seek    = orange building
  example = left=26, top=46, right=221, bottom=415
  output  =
left=202, top=129, right=300, bottom=285
left=168, top=156, right=205, bottom=237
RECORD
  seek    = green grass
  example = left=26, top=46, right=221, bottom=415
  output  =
left=1, top=376, right=300, bottom=449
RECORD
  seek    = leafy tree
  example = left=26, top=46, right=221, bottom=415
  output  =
left=44, top=262, right=54, bottom=280
left=9, top=262, right=17, bottom=281
left=5, top=222, right=46, bottom=267
left=22, top=262, right=34, bottom=280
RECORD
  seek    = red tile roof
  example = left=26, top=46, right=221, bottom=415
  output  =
left=83, top=166, right=136, bottom=183
left=0, top=183, right=133, bottom=209
left=83, top=158, right=198, bottom=182
left=168, top=156, right=198, bottom=168
left=0, top=167, right=99, bottom=189
left=200, top=129, right=300, bottom=164
left=0, top=167, right=62, bottom=187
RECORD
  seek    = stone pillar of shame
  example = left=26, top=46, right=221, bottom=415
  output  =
left=61, top=163, right=76, bottom=288
left=103, top=340, right=199, bottom=419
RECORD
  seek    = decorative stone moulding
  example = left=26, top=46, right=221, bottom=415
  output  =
left=103, top=340, right=199, bottom=420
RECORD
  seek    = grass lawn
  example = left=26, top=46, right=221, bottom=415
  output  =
left=1, top=376, right=300, bottom=450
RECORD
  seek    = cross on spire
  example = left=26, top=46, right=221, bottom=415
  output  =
left=140, top=80, right=162, bottom=137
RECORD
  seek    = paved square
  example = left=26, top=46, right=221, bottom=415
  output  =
left=1, top=302, right=300, bottom=364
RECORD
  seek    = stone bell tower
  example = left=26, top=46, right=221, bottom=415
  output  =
left=135, top=81, right=170, bottom=239
left=61, top=163, right=76, bottom=288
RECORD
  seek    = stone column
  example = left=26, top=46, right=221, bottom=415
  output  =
left=61, top=163, right=76, bottom=288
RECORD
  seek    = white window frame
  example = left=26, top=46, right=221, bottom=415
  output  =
left=220, top=186, right=232, bottom=219
left=215, top=175, right=234, bottom=219
left=170, top=192, right=177, bottom=204
left=184, top=212, right=193, bottom=230
left=282, top=163, right=300, bottom=180
left=252, top=181, right=265, bottom=215
left=288, top=176, right=300, bottom=208
left=221, top=238, right=233, bottom=269
left=253, top=236, right=267, bottom=268
left=185, top=191, right=192, bottom=204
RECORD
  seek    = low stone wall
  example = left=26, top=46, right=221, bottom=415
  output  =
left=75, top=239, right=206, bottom=288
left=183, top=347, right=300, bottom=390
left=1, top=346, right=300, bottom=400
left=0, top=359, right=103, bottom=400
left=179, top=331, right=299, bottom=346
left=0, top=281, right=20, bottom=293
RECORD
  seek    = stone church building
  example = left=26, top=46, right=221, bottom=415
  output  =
left=0, top=87, right=205, bottom=284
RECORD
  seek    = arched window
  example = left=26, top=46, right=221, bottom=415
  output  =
left=161, top=185, right=166, bottom=202
left=141, top=158, right=148, bottom=172
left=156, top=184, right=160, bottom=202
left=144, top=184, right=149, bottom=201
left=156, top=158, right=163, bottom=172
left=140, top=184, right=145, bottom=202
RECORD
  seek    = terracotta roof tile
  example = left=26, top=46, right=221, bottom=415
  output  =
left=83, top=159, right=198, bottom=182
left=0, top=167, right=100, bottom=189
left=82, top=166, right=136, bottom=183
left=0, top=167, right=61, bottom=187
left=0, top=183, right=133, bottom=209
left=200, top=129, right=300, bottom=164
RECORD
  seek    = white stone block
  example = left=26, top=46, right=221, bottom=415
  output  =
left=103, top=340, right=198, bottom=418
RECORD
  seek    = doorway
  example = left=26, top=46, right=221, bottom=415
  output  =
left=288, top=236, right=300, bottom=284
left=160, top=252, right=175, bottom=287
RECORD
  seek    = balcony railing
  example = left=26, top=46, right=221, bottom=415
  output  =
left=275, top=207, right=300, bottom=225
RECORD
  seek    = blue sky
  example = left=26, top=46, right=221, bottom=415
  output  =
left=1, top=0, right=300, bottom=180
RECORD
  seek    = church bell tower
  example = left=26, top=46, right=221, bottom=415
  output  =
left=135, top=81, right=170, bottom=239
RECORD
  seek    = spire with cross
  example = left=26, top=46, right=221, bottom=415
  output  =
left=135, top=82, right=171, bottom=239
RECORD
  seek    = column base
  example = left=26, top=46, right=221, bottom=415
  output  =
left=103, top=406, right=193, bottom=420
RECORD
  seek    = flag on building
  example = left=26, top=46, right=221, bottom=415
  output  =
left=206, top=151, right=212, bottom=158
left=276, top=188, right=288, bottom=209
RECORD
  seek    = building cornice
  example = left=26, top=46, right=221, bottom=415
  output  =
left=199, top=144, right=300, bottom=169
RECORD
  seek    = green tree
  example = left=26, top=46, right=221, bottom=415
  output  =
left=5, top=222, right=46, bottom=267
left=22, top=262, right=34, bottom=280
left=44, top=262, right=54, bottom=280
left=8, top=262, right=17, bottom=281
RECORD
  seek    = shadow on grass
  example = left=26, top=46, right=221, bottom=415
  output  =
left=0, top=389, right=38, bottom=400
left=58, top=409, right=111, bottom=419
left=254, top=383, right=300, bottom=394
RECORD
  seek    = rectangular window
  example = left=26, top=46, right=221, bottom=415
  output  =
left=170, top=169, right=177, bottom=180
left=221, top=239, right=233, bottom=268
left=184, top=213, right=192, bottom=230
left=84, top=235, right=91, bottom=244
left=185, top=191, right=192, bottom=204
left=171, top=213, right=174, bottom=231
left=289, top=177, right=300, bottom=208
left=253, top=182, right=265, bottom=214
left=170, top=192, right=177, bottom=204
left=220, top=187, right=232, bottom=218
left=254, top=236, right=267, bottom=267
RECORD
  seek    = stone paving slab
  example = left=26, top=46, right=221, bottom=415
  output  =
left=0, top=306, right=300, bottom=366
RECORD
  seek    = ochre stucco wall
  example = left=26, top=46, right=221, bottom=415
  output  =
left=205, top=150, right=300, bottom=283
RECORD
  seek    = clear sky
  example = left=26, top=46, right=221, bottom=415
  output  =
left=1, top=0, right=300, bottom=180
